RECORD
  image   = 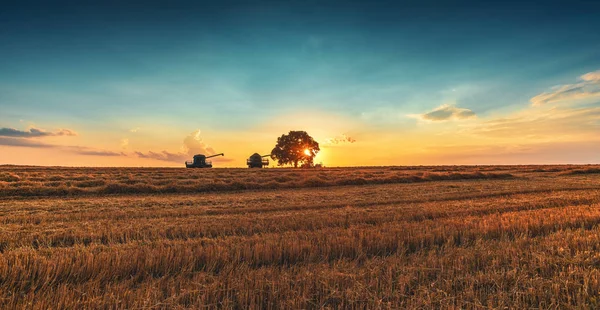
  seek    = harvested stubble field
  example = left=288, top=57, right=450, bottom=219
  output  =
left=1, top=165, right=600, bottom=309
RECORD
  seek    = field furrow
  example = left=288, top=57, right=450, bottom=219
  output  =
left=1, top=165, right=600, bottom=308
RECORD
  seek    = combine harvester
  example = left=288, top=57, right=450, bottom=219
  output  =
left=185, top=153, right=224, bottom=168
left=247, top=153, right=270, bottom=168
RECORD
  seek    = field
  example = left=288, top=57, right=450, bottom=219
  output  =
left=1, top=165, right=600, bottom=308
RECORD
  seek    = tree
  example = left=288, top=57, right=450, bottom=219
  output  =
left=271, top=131, right=320, bottom=168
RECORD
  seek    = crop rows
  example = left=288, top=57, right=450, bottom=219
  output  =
left=0, top=165, right=599, bottom=308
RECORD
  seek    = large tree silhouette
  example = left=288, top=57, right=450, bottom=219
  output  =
left=271, top=131, right=320, bottom=168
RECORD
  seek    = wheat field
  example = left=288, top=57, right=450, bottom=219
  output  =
left=1, top=165, right=600, bottom=308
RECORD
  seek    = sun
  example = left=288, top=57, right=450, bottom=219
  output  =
left=304, top=149, right=311, bottom=156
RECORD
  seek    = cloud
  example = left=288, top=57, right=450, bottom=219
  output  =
left=0, top=137, right=125, bottom=157
left=0, top=127, right=77, bottom=138
left=0, top=137, right=54, bottom=148
left=469, top=71, right=600, bottom=140
left=134, top=151, right=187, bottom=162
left=72, top=149, right=125, bottom=157
left=581, top=70, right=600, bottom=82
left=130, top=127, right=141, bottom=133
left=324, top=134, right=357, bottom=145
left=469, top=106, right=600, bottom=139
left=182, top=130, right=216, bottom=155
left=415, top=104, right=476, bottom=121
left=56, top=129, right=77, bottom=136
left=134, top=130, right=232, bottom=164
left=0, top=125, right=123, bottom=157
left=530, top=70, right=600, bottom=106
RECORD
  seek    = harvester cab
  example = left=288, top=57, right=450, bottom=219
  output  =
left=185, top=153, right=224, bottom=168
left=247, top=153, right=270, bottom=168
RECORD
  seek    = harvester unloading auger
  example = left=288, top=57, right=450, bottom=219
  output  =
left=247, top=153, right=270, bottom=168
left=185, top=153, right=224, bottom=168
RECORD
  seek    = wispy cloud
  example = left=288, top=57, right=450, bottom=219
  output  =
left=469, top=70, right=600, bottom=140
left=0, top=127, right=77, bottom=138
left=71, top=149, right=125, bottom=157
left=530, top=70, right=600, bottom=106
left=469, top=106, right=600, bottom=139
left=412, top=104, right=476, bottom=121
left=130, top=127, right=141, bottom=133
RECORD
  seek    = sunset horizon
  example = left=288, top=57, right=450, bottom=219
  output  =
left=2, top=1, right=599, bottom=167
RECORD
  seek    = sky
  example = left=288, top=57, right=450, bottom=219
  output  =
left=1, top=0, right=599, bottom=167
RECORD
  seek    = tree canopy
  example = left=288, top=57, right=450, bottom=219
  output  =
left=271, top=131, right=320, bottom=168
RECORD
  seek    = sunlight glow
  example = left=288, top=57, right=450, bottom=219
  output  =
left=304, top=149, right=311, bottom=156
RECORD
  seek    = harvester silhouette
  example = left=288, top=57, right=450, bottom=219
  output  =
left=185, top=153, right=224, bottom=168
left=247, top=153, right=270, bottom=168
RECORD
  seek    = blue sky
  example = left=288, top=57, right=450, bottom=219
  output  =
left=1, top=0, right=599, bottom=166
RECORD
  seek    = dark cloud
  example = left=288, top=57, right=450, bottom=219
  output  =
left=0, top=127, right=77, bottom=138
left=0, top=137, right=54, bottom=148
left=421, top=104, right=476, bottom=121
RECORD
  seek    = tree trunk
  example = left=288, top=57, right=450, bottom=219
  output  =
left=294, top=161, right=298, bottom=168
